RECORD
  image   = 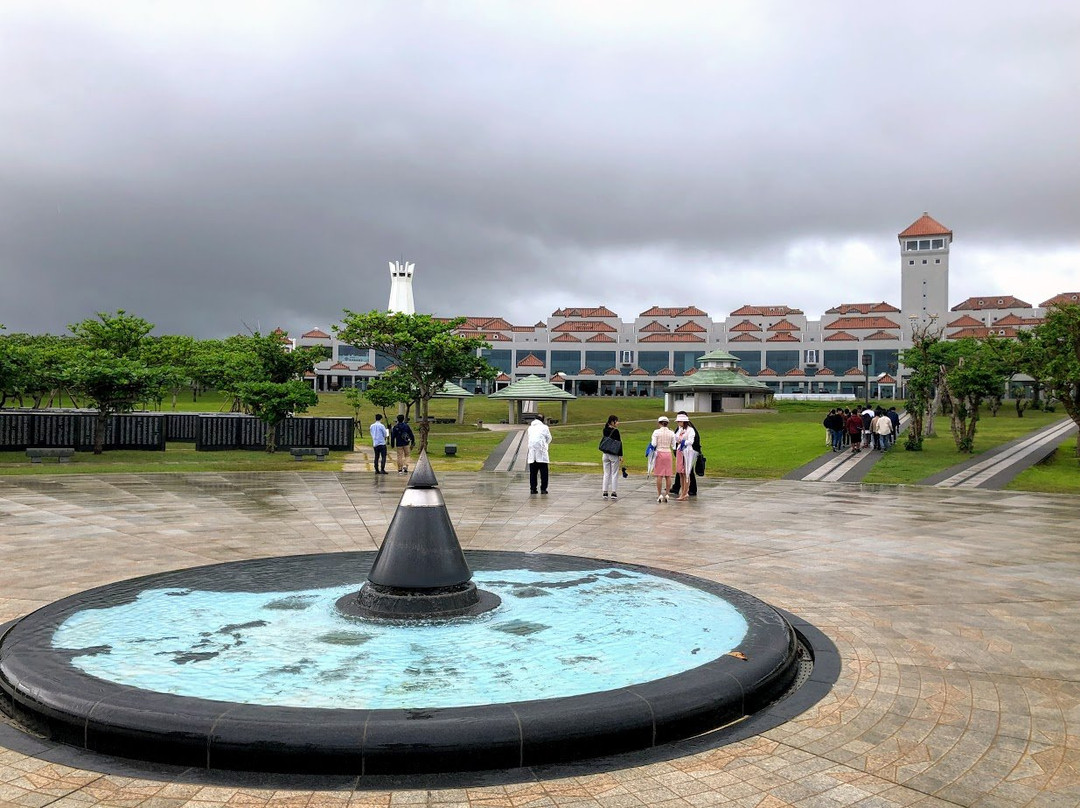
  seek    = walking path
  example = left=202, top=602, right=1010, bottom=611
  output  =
left=786, top=414, right=910, bottom=484
left=922, top=417, right=1077, bottom=489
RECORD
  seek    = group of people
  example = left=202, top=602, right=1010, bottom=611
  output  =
left=525, top=410, right=704, bottom=503
left=368, top=413, right=416, bottom=474
left=823, top=406, right=900, bottom=453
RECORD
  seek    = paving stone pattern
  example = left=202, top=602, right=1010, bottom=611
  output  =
left=0, top=472, right=1078, bottom=807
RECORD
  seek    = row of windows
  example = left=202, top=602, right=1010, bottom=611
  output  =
left=905, top=238, right=946, bottom=251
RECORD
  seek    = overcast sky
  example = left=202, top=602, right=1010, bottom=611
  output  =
left=2, top=1, right=1079, bottom=338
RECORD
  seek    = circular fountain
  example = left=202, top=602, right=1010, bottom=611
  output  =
left=0, top=453, right=807, bottom=775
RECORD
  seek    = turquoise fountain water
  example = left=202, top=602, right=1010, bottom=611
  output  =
left=52, top=566, right=748, bottom=709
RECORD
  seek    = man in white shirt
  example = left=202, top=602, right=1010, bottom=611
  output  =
left=369, top=413, right=390, bottom=474
left=526, top=415, right=552, bottom=494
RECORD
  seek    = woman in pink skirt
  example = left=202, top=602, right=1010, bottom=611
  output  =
left=649, top=415, right=676, bottom=502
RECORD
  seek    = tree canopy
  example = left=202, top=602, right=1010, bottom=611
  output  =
left=1017, top=302, right=1080, bottom=458
left=334, top=311, right=497, bottom=451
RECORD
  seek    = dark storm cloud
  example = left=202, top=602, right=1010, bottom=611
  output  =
left=1, top=1, right=1078, bottom=337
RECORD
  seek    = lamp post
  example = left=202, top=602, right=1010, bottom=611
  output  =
left=862, top=354, right=872, bottom=408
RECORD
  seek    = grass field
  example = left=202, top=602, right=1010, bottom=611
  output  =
left=2, top=393, right=1076, bottom=492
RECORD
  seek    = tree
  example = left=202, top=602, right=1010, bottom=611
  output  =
left=67, top=311, right=169, bottom=453
left=334, top=311, right=497, bottom=452
left=141, top=334, right=199, bottom=410
left=937, top=337, right=1012, bottom=453
left=364, top=369, right=421, bottom=420
left=1017, top=302, right=1080, bottom=459
left=236, top=380, right=318, bottom=453
left=900, top=317, right=943, bottom=450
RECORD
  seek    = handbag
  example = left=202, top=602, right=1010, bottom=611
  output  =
left=598, top=435, right=622, bottom=455
left=694, top=453, right=706, bottom=476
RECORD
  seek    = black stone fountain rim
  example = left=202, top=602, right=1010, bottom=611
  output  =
left=0, top=551, right=800, bottom=775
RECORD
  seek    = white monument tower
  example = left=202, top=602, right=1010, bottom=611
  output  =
left=387, top=260, right=415, bottom=314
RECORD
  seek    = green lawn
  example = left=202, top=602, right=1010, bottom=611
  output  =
left=4, top=394, right=1077, bottom=493
left=862, top=409, right=1070, bottom=485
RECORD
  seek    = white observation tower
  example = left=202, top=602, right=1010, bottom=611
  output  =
left=387, top=261, right=416, bottom=314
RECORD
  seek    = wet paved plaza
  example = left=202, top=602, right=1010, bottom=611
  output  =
left=1, top=471, right=1078, bottom=807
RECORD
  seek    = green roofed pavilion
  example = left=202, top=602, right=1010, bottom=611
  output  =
left=663, top=350, right=773, bottom=414
left=434, top=381, right=476, bottom=424
left=488, top=374, right=576, bottom=424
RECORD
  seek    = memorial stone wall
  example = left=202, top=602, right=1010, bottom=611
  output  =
left=0, top=411, right=165, bottom=451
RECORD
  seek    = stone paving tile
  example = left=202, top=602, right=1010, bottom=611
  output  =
left=1, top=472, right=1079, bottom=808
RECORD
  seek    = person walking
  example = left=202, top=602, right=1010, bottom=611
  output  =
left=673, top=413, right=698, bottom=502
left=650, top=415, right=675, bottom=502
left=824, top=409, right=845, bottom=452
left=669, top=410, right=702, bottom=498
left=846, top=409, right=864, bottom=453
left=526, top=414, right=552, bottom=494
left=599, top=414, right=623, bottom=499
left=873, top=406, right=893, bottom=450
left=369, top=413, right=389, bottom=474
left=390, top=414, right=415, bottom=474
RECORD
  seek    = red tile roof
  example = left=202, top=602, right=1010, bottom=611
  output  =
left=766, top=333, right=799, bottom=342
left=948, top=314, right=984, bottom=327
left=949, top=326, right=1021, bottom=339
left=552, top=321, right=618, bottom=333
left=864, top=330, right=900, bottom=341
left=586, top=333, right=616, bottom=343
left=951, top=296, right=1031, bottom=311
left=604, top=367, right=622, bottom=376
left=511, top=325, right=537, bottom=332
left=683, top=368, right=698, bottom=376
left=357, top=363, right=376, bottom=371
left=730, top=333, right=762, bottom=342
left=630, top=368, right=650, bottom=376
left=329, top=362, right=350, bottom=370
left=824, top=331, right=858, bottom=341
left=639, top=333, right=706, bottom=342
left=843, top=367, right=865, bottom=376
left=639, top=321, right=670, bottom=333
left=816, top=367, right=835, bottom=376
left=898, top=213, right=952, bottom=238
left=729, top=305, right=804, bottom=317
left=639, top=306, right=708, bottom=317
left=675, top=321, right=707, bottom=333
left=756, top=368, right=778, bottom=376
left=993, top=313, right=1040, bottom=326
left=578, top=367, right=596, bottom=375
left=551, top=306, right=618, bottom=318
left=825, top=302, right=901, bottom=314
left=1041, top=292, right=1080, bottom=307
left=516, top=353, right=545, bottom=368
left=767, top=319, right=799, bottom=332
left=552, top=333, right=581, bottom=342
left=656, top=368, right=675, bottom=376
left=730, top=320, right=762, bottom=332
left=824, top=317, right=901, bottom=330
left=301, top=328, right=331, bottom=339
left=878, top=374, right=897, bottom=384
left=783, top=367, right=804, bottom=376
left=496, top=373, right=511, bottom=382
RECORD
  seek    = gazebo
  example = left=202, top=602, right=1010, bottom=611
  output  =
left=435, top=381, right=474, bottom=424
left=663, top=350, right=773, bottom=413
left=487, top=374, right=576, bottom=425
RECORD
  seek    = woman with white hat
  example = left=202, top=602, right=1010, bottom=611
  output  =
left=649, top=415, right=676, bottom=502
left=673, top=413, right=698, bottom=502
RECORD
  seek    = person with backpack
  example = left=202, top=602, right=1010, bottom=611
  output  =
left=390, top=414, right=415, bottom=474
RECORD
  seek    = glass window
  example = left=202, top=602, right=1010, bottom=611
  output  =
left=585, top=351, right=616, bottom=372
left=480, top=349, right=512, bottom=374
left=764, top=350, right=799, bottom=374
left=550, top=350, right=582, bottom=375
left=804, top=349, right=818, bottom=364
left=863, top=349, right=898, bottom=375
left=931, top=238, right=944, bottom=249
left=919, top=240, right=930, bottom=249
left=338, top=344, right=365, bottom=361
left=906, top=240, right=917, bottom=250
left=637, top=351, right=669, bottom=374
left=673, top=351, right=702, bottom=373
left=730, top=351, right=760, bottom=375
left=824, top=350, right=858, bottom=371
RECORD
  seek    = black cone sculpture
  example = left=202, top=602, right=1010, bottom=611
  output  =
left=337, top=451, right=501, bottom=619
